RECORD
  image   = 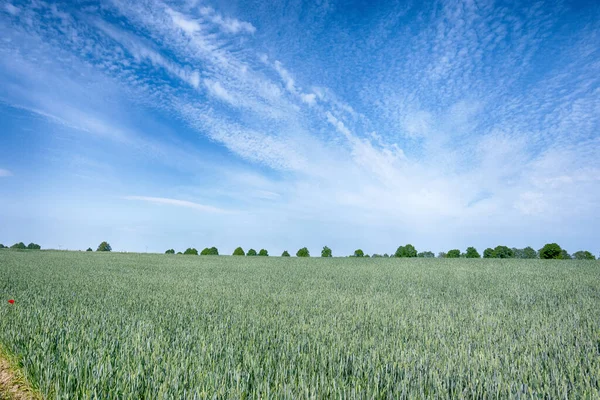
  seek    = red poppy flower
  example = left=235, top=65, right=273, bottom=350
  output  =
left=8, top=299, right=14, bottom=304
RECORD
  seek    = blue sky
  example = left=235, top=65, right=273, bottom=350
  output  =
left=0, top=0, right=598, bottom=256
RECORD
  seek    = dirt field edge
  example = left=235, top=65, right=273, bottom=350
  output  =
left=0, top=344, right=42, bottom=400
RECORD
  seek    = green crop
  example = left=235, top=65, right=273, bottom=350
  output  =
left=1, top=251, right=599, bottom=398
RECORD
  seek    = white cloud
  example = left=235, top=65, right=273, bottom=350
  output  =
left=0, top=168, right=13, bottom=177
left=199, top=6, right=256, bottom=34
left=124, top=196, right=231, bottom=214
left=4, top=3, right=19, bottom=15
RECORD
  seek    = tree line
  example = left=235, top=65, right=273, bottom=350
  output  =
left=2, top=241, right=596, bottom=260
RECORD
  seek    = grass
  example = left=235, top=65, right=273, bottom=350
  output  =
left=1, top=250, right=599, bottom=398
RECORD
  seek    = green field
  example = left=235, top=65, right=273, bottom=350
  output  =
left=1, top=251, right=599, bottom=398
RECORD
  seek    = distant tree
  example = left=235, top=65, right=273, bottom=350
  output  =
left=483, top=248, right=494, bottom=258
left=493, top=246, right=514, bottom=259
left=383, top=253, right=389, bottom=258
left=573, top=250, right=595, bottom=260
left=200, top=248, right=210, bottom=255
left=371, top=254, right=382, bottom=258
left=165, top=249, right=175, bottom=254
left=560, top=249, right=571, bottom=260
left=281, top=250, right=290, bottom=257
left=446, top=249, right=461, bottom=258
left=539, top=243, right=562, bottom=260
left=183, top=248, right=198, bottom=255
left=201, top=247, right=219, bottom=255
left=247, top=249, right=258, bottom=256
left=437, top=252, right=447, bottom=258
left=353, top=249, right=364, bottom=257
left=258, top=249, right=269, bottom=256
left=11, top=242, right=26, bottom=250
left=365, top=254, right=370, bottom=258
left=0, top=244, right=4, bottom=248
left=296, top=247, right=310, bottom=257
left=417, top=251, right=435, bottom=258
left=232, top=247, right=245, bottom=256
left=465, top=247, right=480, bottom=258
left=27, top=243, right=41, bottom=250
left=96, top=241, right=112, bottom=252
left=395, top=244, right=418, bottom=258
left=177, top=252, right=183, bottom=255
left=523, top=246, right=538, bottom=259
left=321, top=246, right=332, bottom=257
left=86, top=248, right=93, bottom=252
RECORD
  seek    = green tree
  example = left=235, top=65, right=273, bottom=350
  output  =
left=383, top=253, right=389, bottom=258
left=465, top=247, right=480, bottom=258
left=371, top=254, right=382, bottom=258
left=483, top=248, right=494, bottom=258
left=247, top=249, right=257, bottom=256
left=446, top=249, right=461, bottom=258
left=201, top=247, right=219, bottom=255
left=281, top=250, right=290, bottom=257
left=573, top=250, right=595, bottom=260
left=96, top=241, right=112, bottom=252
left=417, top=251, right=435, bottom=258
left=27, top=243, right=41, bottom=250
left=258, top=249, right=269, bottom=256
left=0, top=244, right=4, bottom=249
left=560, top=249, right=571, bottom=260
left=11, top=242, right=26, bottom=250
left=296, top=247, right=310, bottom=257
left=86, top=248, right=93, bottom=252
left=165, top=249, right=175, bottom=254
left=523, top=246, right=538, bottom=259
left=200, top=248, right=210, bottom=255
left=321, top=246, right=332, bottom=257
left=177, top=252, right=182, bottom=255
left=395, top=244, right=418, bottom=258
left=438, top=252, right=447, bottom=258
left=232, top=247, right=245, bottom=256
left=183, top=248, right=198, bottom=255
left=539, top=243, right=562, bottom=259
left=493, top=246, right=514, bottom=258
left=353, top=249, right=364, bottom=257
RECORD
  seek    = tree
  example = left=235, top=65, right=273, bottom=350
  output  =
left=560, top=249, right=571, bottom=260
left=353, top=249, right=364, bottom=257
left=0, top=244, right=4, bottom=248
left=165, top=249, right=175, bottom=254
left=11, top=242, right=26, bottom=250
left=438, top=252, right=447, bottom=258
left=573, top=250, right=595, bottom=260
left=483, top=248, right=494, bottom=258
left=183, top=248, right=198, bottom=255
left=258, top=249, right=269, bottom=256
left=371, top=254, right=382, bottom=258
left=539, top=243, right=562, bottom=259
left=493, top=246, right=514, bottom=259
left=97, top=242, right=112, bottom=252
left=523, top=246, right=538, bottom=259
left=321, top=246, right=332, bottom=257
left=395, top=244, right=417, bottom=258
left=417, top=251, right=435, bottom=258
left=27, top=243, right=41, bottom=250
left=177, top=252, right=182, bottom=255
left=281, top=250, right=290, bottom=257
left=86, top=248, right=93, bottom=252
left=465, top=247, right=480, bottom=258
left=383, top=253, right=389, bottom=258
left=201, top=247, right=219, bottom=255
left=296, top=247, right=310, bottom=257
left=446, top=249, right=461, bottom=258
left=247, top=249, right=257, bottom=256
left=232, top=247, right=245, bottom=256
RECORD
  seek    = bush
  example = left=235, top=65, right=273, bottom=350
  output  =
left=183, top=248, right=198, bottom=255
left=165, top=249, right=175, bottom=254
left=353, top=249, right=364, bottom=257
left=11, top=242, right=27, bottom=250
left=539, top=243, right=562, bottom=259
left=483, top=248, right=494, bottom=258
left=465, top=247, right=480, bottom=258
left=86, top=248, right=93, bottom=252
left=97, top=242, right=112, bottom=252
left=258, top=249, right=269, bottom=256
left=177, top=252, right=182, bottom=255
left=27, top=243, right=41, bottom=250
left=573, top=251, right=595, bottom=260
left=417, top=251, right=435, bottom=258
left=383, top=253, right=389, bottom=258
left=201, top=247, right=219, bottom=256
left=281, top=250, right=290, bottom=257
left=446, top=249, right=461, bottom=258
left=232, top=247, right=245, bottom=256
left=247, top=249, right=257, bottom=256
left=296, top=247, right=310, bottom=257
left=321, top=246, right=332, bottom=257
left=395, top=244, right=417, bottom=258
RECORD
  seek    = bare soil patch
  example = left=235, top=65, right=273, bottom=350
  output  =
left=0, top=352, right=40, bottom=400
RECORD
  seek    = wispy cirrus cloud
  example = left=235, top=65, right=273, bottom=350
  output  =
left=124, top=196, right=231, bottom=214
left=0, top=168, right=13, bottom=177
